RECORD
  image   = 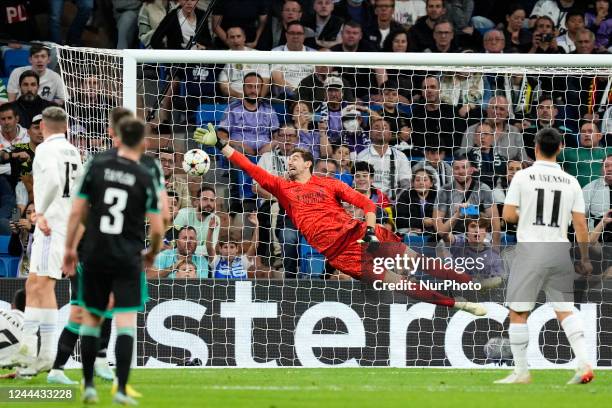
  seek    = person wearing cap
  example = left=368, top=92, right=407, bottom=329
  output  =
left=323, top=104, right=372, bottom=156
left=0, top=114, right=43, bottom=182
left=317, top=74, right=352, bottom=143
left=14, top=70, right=57, bottom=129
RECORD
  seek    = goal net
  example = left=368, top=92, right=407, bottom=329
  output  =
left=55, top=46, right=612, bottom=368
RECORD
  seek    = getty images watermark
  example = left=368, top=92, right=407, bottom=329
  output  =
left=369, top=253, right=486, bottom=291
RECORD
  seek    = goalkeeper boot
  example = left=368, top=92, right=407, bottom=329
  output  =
left=453, top=301, right=487, bottom=316
left=494, top=371, right=532, bottom=384
left=82, top=387, right=99, bottom=404
left=94, top=357, right=114, bottom=381
left=47, top=369, right=78, bottom=385
left=567, top=365, right=594, bottom=384
left=112, top=391, right=139, bottom=406
left=112, top=380, right=143, bottom=399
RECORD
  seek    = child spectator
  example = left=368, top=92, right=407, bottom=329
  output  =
left=332, top=144, right=354, bottom=186
left=209, top=214, right=260, bottom=279
left=174, top=258, right=197, bottom=279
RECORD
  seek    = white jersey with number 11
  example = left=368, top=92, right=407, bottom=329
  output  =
left=504, top=161, right=585, bottom=243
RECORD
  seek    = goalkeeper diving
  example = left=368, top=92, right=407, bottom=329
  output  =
left=195, top=124, right=487, bottom=316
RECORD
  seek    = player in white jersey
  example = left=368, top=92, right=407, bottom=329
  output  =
left=17, top=107, right=83, bottom=377
left=0, top=290, right=26, bottom=369
left=495, top=128, right=594, bottom=385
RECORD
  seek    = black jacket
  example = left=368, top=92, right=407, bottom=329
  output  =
left=394, top=189, right=437, bottom=233
left=150, top=6, right=212, bottom=50
left=14, top=96, right=55, bottom=129
left=364, top=20, right=404, bottom=51
left=302, top=14, right=344, bottom=43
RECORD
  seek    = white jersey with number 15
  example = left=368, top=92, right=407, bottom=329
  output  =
left=504, top=161, right=585, bottom=243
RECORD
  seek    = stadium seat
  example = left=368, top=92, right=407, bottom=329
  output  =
left=0, top=255, right=19, bottom=277
left=196, top=103, right=226, bottom=126
left=299, top=236, right=325, bottom=279
left=0, top=235, right=11, bottom=254
left=2, top=48, right=29, bottom=76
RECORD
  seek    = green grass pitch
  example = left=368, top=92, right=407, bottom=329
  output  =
left=1, top=368, right=610, bottom=408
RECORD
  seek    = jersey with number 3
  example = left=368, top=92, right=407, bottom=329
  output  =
left=32, top=134, right=83, bottom=236
left=504, top=161, right=585, bottom=242
left=77, top=154, right=160, bottom=269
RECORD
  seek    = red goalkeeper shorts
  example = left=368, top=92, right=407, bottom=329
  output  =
left=327, top=224, right=404, bottom=279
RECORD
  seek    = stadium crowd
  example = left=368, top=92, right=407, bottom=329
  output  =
left=1, top=0, right=612, bottom=281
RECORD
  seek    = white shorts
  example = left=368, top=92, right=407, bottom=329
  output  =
left=505, top=244, right=575, bottom=313
left=29, top=231, right=64, bottom=279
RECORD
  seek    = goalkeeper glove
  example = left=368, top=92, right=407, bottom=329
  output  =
left=194, top=123, right=227, bottom=150
left=359, top=226, right=380, bottom=253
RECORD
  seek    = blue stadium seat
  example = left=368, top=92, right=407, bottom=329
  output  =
left=196, top=103, right=226, bottom=126
left=0, top=235, right=11, bottom=254
left=0, top=255, right=19, bottom=277
left=3, top=49, right=29, bottom=76
left=299, top=236, right=325, bottom=278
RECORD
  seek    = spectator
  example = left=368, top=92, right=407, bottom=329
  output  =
left=0, top=114, right=42, bottom=192
left=271, top=21, right=317, bottom=98
left=456, top=121, right=508, bottom=189
left=573, top=28, right=598, bottom=54
left=210, top=223, right=262, bottom=279
left=442, top=216, right=505, bottom=279
left=173, top=259, right=197, bottom=279
left=218, top=27, right=271, bottom=100
left=253, top=124, right=298, bottom=264
left=313, top=157, right=338, bottom=177
left=138, top=0, right=178, bottom=48
left=7, top=201, right=35, bottom=277
left=585, top=0, right=612, bottom=52
left=408, top=0, right=446, bottom=51
left=427, top=18, right=463, bottom=52
left=303, top=0, right=344, bottom=49
left=317, top=75, right=348, bottom=143
left=332, top=144, right=355, bottom=186
left=394, top=0, right=426, bottom=29
left=174, top=185, right=221, bottom=254
left=461, top=95, right=527, bottom=161
left=558, top=121, right=612, bottom=187
left=583, top=155, right=612, bottom=240
left=296, top=66, right=354, bottom=111
left=150, top=0, right=212, bottom=49
left=410, top=75, right=468, bottom=155
left=382, top=29, right=421, bottom=101
left=291, top=101, right=330, bottom=159
left=492, top=158, right=523, bottom=239
left=69, top=75, right=116, bottom=139
left=483, top=29, right=506, bottom=53
left=48, top=0, right=93, bottom=45
left=502, top=4, right=532, bottom=53
left=523, top=95, right=576, bottom=159
left=356, top=118, right=412, bottom=199
left=556, top=9, right=585, bottom=53
left=112, top=0, right=141, bottom=49
left=217, top=72, right=278, bottom=156
left=159, top=146, right=191, bottom=209
left=163, top=190, right=181, bottom=244
left=333, top=0, right=375, bottom=27
left=212, top=0, right=268, bottom=49
left=13, top=71, right=55, bottom=129
left=382, top=27, right=410, bottom=52
left=365, top=0, right=404, bottom=50
left=438, top=70, right=486, bottom=119
left=529, top=0, right=580, bottom=33
left=434, top=155, right=499, bottom=236
left=528, top=15, right=561, bottom=53
left=7, top=44, right=66, bottom=105
left=330, top=21, right=385, bottom=100
left=0, top=103, right=29, bottom=179
left=149, top=226, right=209, bottom=278
left=375, top=79, right=411, bottom=141
left=445, top=0, right=474, bottom=34
left=412, top=145, right=453, bottom=188
left=348, top=161, right=392, bottom=227
left=394, top=167, right=437, bottom=237
left=266, top=0, right=306, bottom=50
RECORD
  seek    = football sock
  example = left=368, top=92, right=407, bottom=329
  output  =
left=509, top=323, right=529, bottom=373
left=22, top=306, right=42, bottom=357
left=39, top=308, right=58, bottom=361
left=52, top=321, right=80, bottom=370
left=115, top=327, right=135, bottom=395
left=97, top=318, right=112, bottom=359
left=561, top=314, right=589, bottom=368
left=80, top=325, right=101, bottom=388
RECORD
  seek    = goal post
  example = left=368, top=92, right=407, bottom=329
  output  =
left=55, top=45, right=612, bottom=368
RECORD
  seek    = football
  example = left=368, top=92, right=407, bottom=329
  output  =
left=182, top=148, right=211, bottom=176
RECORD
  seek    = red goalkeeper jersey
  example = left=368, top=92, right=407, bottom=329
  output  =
left=229, top=150, right=376, bottom=260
